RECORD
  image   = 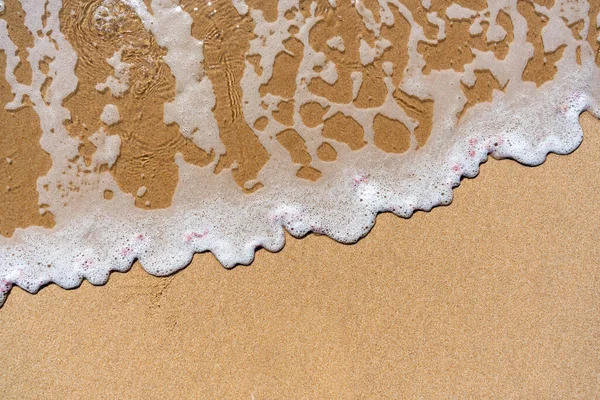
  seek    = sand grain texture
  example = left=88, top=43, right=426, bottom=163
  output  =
left=0, top=115, right=598, bottom=398
left=1, top=1, right=599, bottom=397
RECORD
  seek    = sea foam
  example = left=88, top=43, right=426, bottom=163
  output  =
left=0, top=0, right=599, bottom=306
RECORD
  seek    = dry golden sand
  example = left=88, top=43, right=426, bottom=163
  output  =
left=0, top=114, right=598, bottom=398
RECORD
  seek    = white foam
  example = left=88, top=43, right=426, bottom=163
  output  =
left=0, top=0, right=598, bottom=306
left=382, top=61, right=393, bottom=76
left=327, top=36, right=345, bottom=52
left=232, top=0, right=248, bottom=16
left=359, top=38, right=391, bottom=66
left=351, top=71, right=363, bottom=100
left=121, top=0, right=225, bottom=155
left=100, top=104, right=121, bottom=126
left=96, top=48, right=131, bottom=97
left=89, top=128, right=121, bottom=169
left=427, top=12, right=446, bottom=40
left=445, top=4, right=477, bottom=21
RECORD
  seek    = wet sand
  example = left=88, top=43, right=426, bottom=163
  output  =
left=0, top=113, right=598, bottom=398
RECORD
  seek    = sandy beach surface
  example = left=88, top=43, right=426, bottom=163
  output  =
left=1, top=1, right=600, bottom=397
left=0, top=114, right=598, bottom=398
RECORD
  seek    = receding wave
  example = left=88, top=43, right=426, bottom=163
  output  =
left=0, top=0, right=598, bottom=306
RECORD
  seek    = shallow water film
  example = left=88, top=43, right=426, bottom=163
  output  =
left=0, top=0, right=599, bottom=306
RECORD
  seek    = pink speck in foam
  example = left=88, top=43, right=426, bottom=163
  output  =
left=82, top=259, right=94, bottom=270
left=185, top=229, right=210, bottom=243
left=0, top=280, right=11, bottom=293
left=353, top=174, right=370, bottom=186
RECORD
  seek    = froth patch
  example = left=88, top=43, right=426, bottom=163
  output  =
left=100, top=104, right=120, bottom=126
left=0, top=39, right=55, bottom=237
left=60, top=0, right=214, bottom=209
left=89, top=128, right=121, bottom=168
